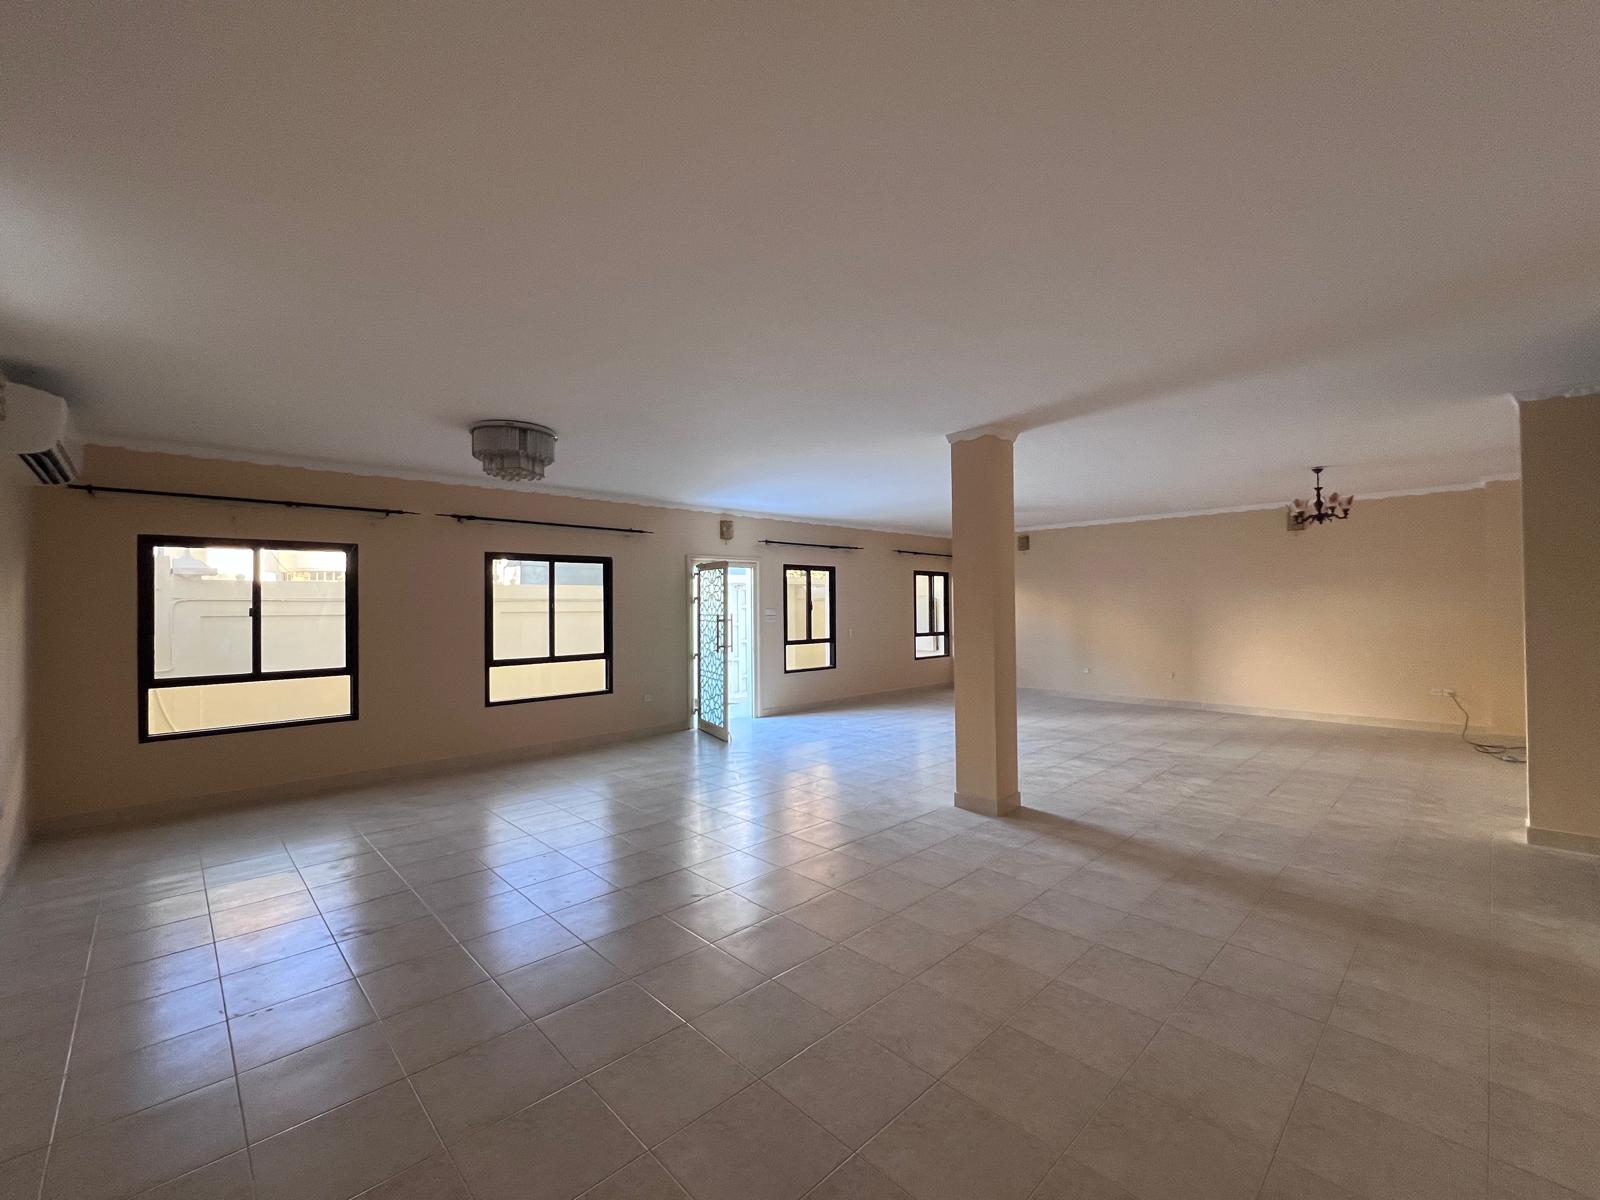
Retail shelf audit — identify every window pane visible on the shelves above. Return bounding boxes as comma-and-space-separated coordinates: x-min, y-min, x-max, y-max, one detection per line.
553, 561, 606, 656
914, 574, 931, 634
489, 659, 607, 702
150, 544, 254, 679
785, 570, 809, 640
491, 559, 550, 660
932, 574, 946, 634
786, 642, 832, 671
809, 569, 831, 639
148, 675, 350, 736
915, 635, 946, 659
259, 548, 347, 672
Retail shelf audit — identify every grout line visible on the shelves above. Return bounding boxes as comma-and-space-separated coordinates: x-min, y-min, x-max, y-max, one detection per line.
30, 896, 101, 1200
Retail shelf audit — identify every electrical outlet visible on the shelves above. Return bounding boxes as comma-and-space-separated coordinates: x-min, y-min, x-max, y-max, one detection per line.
1429, 687, 1456, 697
1082, 666, 1092, 675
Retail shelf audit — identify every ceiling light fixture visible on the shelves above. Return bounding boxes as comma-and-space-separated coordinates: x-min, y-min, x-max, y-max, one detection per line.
470, 420, 557, 482
1289, 466, 1354, 527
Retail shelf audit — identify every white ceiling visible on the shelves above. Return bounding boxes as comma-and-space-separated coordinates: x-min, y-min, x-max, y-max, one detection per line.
3, 2, 1599, 533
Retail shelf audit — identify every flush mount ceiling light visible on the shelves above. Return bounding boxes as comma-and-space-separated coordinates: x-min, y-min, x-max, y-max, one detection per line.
1289, 466, 1355, 527
470, 420, 557, 482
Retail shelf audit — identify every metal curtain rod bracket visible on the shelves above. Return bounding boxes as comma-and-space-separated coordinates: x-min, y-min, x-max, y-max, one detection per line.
68, 483, 416, 517
758, 538, 863, 551
437, 512, 653, 535
894, 549, 953, 558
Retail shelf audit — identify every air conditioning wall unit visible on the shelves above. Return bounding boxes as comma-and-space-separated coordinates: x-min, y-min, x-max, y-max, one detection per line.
0, 373, 82, 484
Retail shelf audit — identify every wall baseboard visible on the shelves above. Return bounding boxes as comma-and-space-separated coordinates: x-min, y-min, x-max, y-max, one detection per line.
1019, 687, 1524, 740
34, 718, 693, 837
1526, 826, 1600, 856
758, 682, 952, 718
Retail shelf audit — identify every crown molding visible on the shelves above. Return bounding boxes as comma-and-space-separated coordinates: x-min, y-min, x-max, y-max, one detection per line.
1018, 474, 1520, 532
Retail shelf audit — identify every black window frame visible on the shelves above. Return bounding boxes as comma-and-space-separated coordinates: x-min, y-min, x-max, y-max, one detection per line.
782, 563, 838, 673
485, 552, 614, 706
137, 534, 359, 743
913, 569, 951, 660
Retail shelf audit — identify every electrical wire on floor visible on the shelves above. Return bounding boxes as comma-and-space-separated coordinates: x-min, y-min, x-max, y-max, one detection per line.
1449, 691, 1527, 763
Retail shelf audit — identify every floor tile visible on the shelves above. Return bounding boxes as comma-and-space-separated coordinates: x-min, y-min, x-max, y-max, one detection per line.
970, 913, 1091, 976
590, 1027, 754, 1146
222, 943, 354, 1018
861, 1083, 1056, 1200
1099, 914, 1223, 977
636, 945, 764, 1019
1166, 980, 1324, 1073
499, 945, 626, 1018
769, 1027, 935, 1148
230, 978, 377, 1071
1307, 1025, 1487, 1151
250, 1079, 442, 1200
238, 1022, 404, 1141
718, 917, 833, 976
778, 946, 907, 1019
943, 1026, 1114, 1151
383, 978, 527, 1072
1201, 944, 1343, 1021
591, 916, 709, 977
804, 1158, 916, 1199
357, 943, 488, 1017
844, 916, 963, 976
410, 1024, 577, 1143
466, 914, 583, 976
56, 1022, 235, 1139
538, 982, 683, 1073
657, 1083, 848, 1200
353, 1152, 474, 1199
1007, 981, 1159, 1076
787, 892, 889, 941
849, 982, 997, 1076
914, 945, 1049, 1017
668, 892, 773, 941
1490, 1084, 1600, 1200
41, 1079, 245, 1200
1069, 1083, 1272, 1200
1277, 1084, 1488, 1200
1058, 945, 1195, 1020
578, 1154, 691, 1199
1123, 1025, 1302, 1148
695, 981, 838, 1074
453, 1082, 643, 1200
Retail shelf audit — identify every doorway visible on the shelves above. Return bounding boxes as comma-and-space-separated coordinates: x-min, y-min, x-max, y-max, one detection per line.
690, 557, 758, 736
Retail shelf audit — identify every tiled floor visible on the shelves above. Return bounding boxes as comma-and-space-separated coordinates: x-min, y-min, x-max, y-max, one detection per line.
2, 692, 1597, 1200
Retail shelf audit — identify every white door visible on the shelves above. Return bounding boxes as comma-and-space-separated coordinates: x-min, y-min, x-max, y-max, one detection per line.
695, 561, 731, 741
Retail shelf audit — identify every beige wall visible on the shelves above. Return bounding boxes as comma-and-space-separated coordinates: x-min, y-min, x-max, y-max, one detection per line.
1016, 483, 1525, 734
29, 447, 951, 827
1519, 393, 1600, 844
0, 466, 30, 887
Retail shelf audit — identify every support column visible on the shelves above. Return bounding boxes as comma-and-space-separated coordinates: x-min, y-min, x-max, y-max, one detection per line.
1518, 389, 1600, 852
949, 430, 1020, 815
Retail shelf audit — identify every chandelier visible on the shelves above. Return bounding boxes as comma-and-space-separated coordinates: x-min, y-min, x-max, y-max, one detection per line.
1289, 466, 1354, 527
470, 421, 557, 482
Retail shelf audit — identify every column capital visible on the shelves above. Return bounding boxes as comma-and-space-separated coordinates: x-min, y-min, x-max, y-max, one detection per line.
1513, 383, 1600, 405
947, 425, 1019, 445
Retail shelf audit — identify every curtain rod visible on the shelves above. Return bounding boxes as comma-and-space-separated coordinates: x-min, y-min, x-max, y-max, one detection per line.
758, 538, 863, 551
68, 483, 416, 517
438, 512, 652, 535
894, 549, 953, 558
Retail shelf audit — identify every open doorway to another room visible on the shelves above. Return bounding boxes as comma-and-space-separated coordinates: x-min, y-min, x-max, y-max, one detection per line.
690, 557, 758, 737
